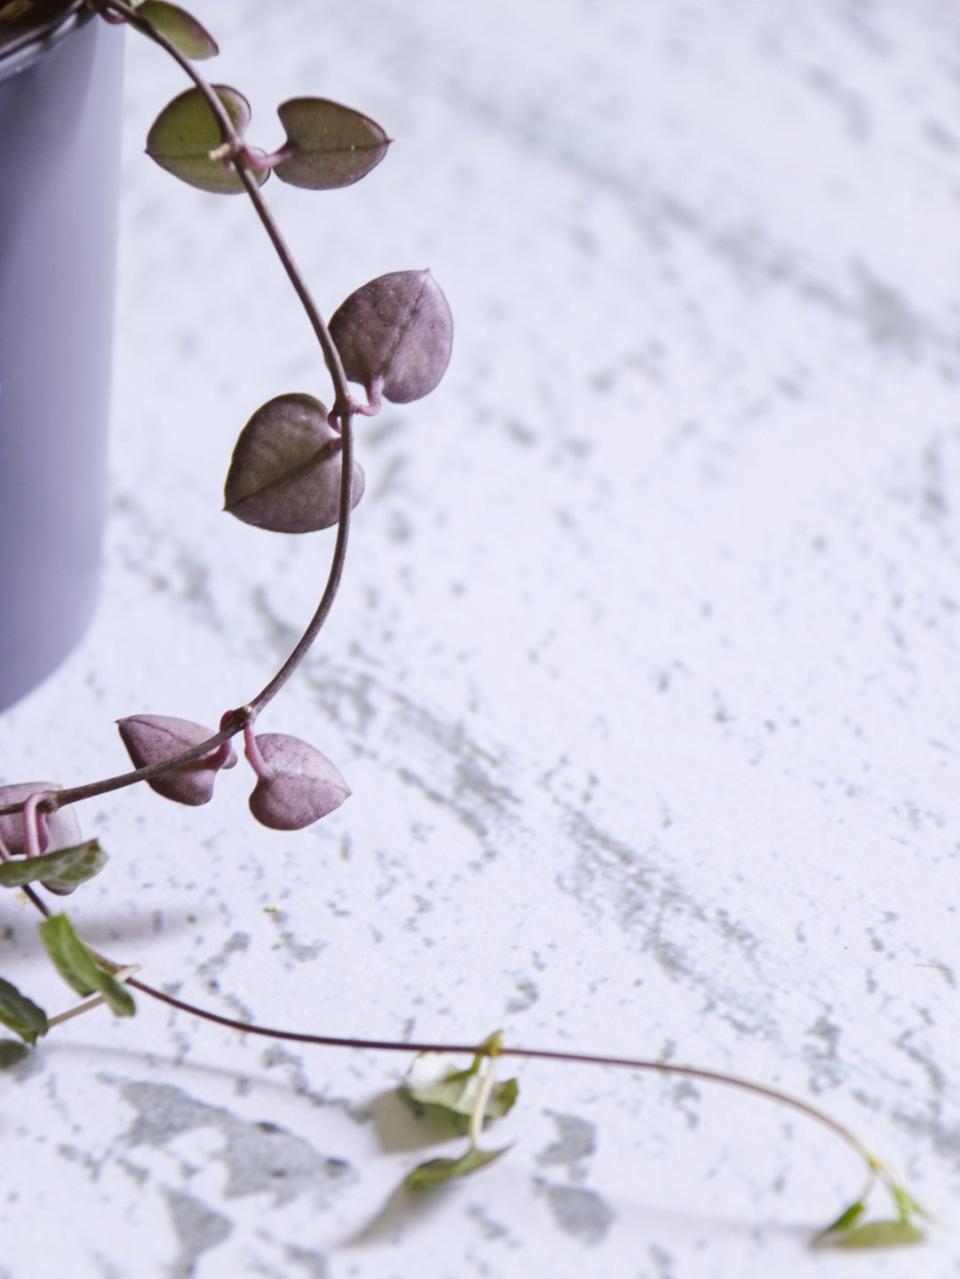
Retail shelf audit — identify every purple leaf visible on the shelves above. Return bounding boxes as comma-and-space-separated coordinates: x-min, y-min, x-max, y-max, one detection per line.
117, 715, 236, 807
247, 733, 350, 831
0, 782, 83, 896
224, 393, 365, 533
329, 270, 453, 405
0, 782, 80, 857
273, 98, 390, 190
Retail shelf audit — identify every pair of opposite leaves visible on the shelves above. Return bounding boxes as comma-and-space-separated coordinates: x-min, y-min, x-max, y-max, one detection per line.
142, 56, 453, 533
117, 715, 349, 830
0, 715, 347, 901
224, 270, 453, 533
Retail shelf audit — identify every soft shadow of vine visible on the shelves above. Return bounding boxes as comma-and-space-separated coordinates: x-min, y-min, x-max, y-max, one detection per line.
13, 1041, 825, 1254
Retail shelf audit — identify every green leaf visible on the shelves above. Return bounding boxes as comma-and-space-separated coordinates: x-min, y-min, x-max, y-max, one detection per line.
273, 98, 390, 190
0, 1, 34, 21
891, 1182, 928, 1221
812, 1197, 869, 1238
0, 1039, 29, 1068
831, 1218, 925, 1248
0, 976, 47, 1044
146, 85, 267, 194
137, 1, 218, 60
405, 1143, 509, 1191
39, 915, 135, 1017
0, 841, 107, 892
401, 1051, 519, 1131
813, 1198, 866, 1242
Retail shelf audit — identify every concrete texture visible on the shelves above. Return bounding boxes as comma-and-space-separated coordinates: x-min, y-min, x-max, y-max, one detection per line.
1, 1, 958, 1274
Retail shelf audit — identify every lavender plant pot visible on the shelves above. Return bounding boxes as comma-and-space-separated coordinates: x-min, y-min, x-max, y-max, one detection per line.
0, 5, 123, 711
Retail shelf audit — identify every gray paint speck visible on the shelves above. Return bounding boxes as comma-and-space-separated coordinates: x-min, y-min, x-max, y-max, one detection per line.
114, 1078, 355, 1208
535, 1178, 616, 1245
536, 1111, 596, 1183
164, 1188, 232, 1279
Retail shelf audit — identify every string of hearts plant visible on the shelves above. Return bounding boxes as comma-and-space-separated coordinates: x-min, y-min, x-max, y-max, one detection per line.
0, 0, 929, 1250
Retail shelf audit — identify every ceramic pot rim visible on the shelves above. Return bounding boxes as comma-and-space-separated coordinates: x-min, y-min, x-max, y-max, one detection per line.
0, 1, 88, 80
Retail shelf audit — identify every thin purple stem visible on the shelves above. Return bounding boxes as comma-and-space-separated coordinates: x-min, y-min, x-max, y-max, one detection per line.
206, 740, 236, 772
242, 723, 269, 779
102, 0, 359, 713
325, 384, 381, 431
22, 793, 46, 858
246, 417, 354, 714
21, 883, 50, 918
0, 724, 241, 816
364, 376, 384, 416
241, 144, 292, 172
125, 976, 871, 1169
230, 163, 355, 419
0, 0, 361, 819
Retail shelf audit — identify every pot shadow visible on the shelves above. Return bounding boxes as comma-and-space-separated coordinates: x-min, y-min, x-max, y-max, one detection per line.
11, 1041, 834, 1255
3, 901, 217, 958
340, 1172, 823, 1253
0, 1039, 292, 1140
9, 1040, 836, 1254
18, 1037, 354, 1118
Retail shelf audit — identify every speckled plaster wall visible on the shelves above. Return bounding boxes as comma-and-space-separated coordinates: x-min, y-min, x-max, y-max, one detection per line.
2, 2, 960, 1275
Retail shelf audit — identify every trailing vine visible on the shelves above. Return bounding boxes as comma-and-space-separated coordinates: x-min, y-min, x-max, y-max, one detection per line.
0, 0, 928, 1248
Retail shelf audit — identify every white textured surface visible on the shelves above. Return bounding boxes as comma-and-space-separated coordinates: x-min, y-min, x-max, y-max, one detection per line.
2, 1, 960, 1274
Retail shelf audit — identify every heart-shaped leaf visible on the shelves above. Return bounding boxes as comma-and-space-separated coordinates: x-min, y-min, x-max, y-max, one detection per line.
405, 1143, 509, 1191
117, 715, 236, 807
146, 85, 267, 194
0, 976, 47, 1045
39, 915, 135, 1017
402, 1052, 519, 1131
0, 783, 81, 857
273, 98, 390, 190
0, 841, 107, 893
248, 733, 350, 830
329, 270, 453, 405
137, 1, 218, 59
224, 393, 365, 533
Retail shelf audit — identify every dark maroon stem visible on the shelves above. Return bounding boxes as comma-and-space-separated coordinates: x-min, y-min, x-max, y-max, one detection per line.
247, 416, 354, 714
21, 884, 50, 918
126, 976, 870, 1166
